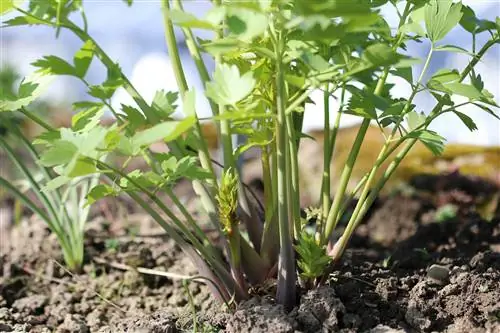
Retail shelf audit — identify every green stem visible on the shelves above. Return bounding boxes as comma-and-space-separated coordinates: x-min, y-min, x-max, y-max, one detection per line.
321, 85, 331, 219
0, 135, 59, 227
260, 143, 279, 265
274, 27, 297, 311
99, 161, 246, 299
0, 176, 75, 269
172, 0, 219, 118
19, 107, 53, 131
286, 115, 301, 238
161, 0, 217, 179
330, 36, 499, 261
322, 3, 413, 244
165, 187, 211, 244
327, 84, 346, 170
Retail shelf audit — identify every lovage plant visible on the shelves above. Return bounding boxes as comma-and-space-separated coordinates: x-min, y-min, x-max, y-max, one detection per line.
2, 0, 499, 310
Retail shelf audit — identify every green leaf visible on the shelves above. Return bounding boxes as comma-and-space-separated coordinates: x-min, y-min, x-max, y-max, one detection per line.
204, 6, 226, 26
0, 71, 54, 112
460, 5, 497, 34
453, 111, 477, 131
408, 129, 446, 155
64, 156, 96, 177
344, 13, 384, 33
293, 0, 372, 17
86, 184, 116, 205
362, 43, 401, 67
40, 140, 78, 166
226, 7, 268, 42
206, 64, 255, 106
399, 21, 426, 36
1, 0, 23, 14
427, 69, 460, 92
470, 73, 484, 92
89, 63, 124, 100
59, 126, 108, 157
122, 0, 133, 6
88, 85, 116, 100
72, 103, 104, 132
132, 117, 196, 148
200, 38, 240, 57
390, 67, 413, 84
430, 68, 460, 83
285, 74, 306, 89
409, 4, 426, 22
344, 85, 390, 120
161, 155, 177, 172
434, 44, 474, 57
295, 231, 331, 280
32, 55, 76, 76
443, 82, 482, 100
460, 5, 477, 33
151, 90, 178, 119
121, 104, 146, 130
73, 40, 95, 78
345, 92, 377, 120
117, 136, 139, 156
167, 9, 214, 29
2, 15, 47, 27
301, 52, 330, 72
424, 0, 463, 43
42, 175, 70, 192
32, 130, 61, 146
381, 101, 411, 117
406, 110, 427, 130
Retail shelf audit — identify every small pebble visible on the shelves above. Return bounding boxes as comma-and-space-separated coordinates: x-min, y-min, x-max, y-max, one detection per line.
427, 264, 450, 285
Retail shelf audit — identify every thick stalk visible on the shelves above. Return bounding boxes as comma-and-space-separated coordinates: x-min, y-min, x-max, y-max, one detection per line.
210, 0, 234, 169
274, 29, 297, 311
260, 143, 279, 265
285, 113, 301, 238
318, 85, 345, 237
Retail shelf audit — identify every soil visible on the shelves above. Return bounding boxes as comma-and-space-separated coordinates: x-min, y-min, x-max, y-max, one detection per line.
0, 172, 499, 333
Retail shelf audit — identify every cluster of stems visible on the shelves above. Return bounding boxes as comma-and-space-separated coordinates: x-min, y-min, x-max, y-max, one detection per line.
6, 0, 499, 312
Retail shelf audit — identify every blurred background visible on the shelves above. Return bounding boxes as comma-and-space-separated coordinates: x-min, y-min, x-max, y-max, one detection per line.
1, 0, 499, 145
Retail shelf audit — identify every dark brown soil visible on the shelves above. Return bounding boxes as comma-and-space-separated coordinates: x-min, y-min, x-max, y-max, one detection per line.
0, 173, 499, 333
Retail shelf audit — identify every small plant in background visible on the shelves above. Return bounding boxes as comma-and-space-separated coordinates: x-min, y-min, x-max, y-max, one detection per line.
435, 203, 458, 223
1, 0, 499, 310
105, 238, 120, 253
0, 112, 99, 272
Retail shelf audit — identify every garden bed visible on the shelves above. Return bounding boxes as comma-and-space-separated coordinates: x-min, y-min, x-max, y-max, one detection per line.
1, 172, 499, 333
